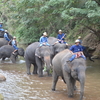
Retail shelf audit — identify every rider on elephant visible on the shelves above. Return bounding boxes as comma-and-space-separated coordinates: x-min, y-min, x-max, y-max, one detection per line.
0, 22, 4, 31
4, 30, 11, 44
12, 36, 18, 54
77, 36, 82, 44
56, 30, 68, 45
77, 36, 86, 50
39, 32, 50, 46
68, 39, 86, 62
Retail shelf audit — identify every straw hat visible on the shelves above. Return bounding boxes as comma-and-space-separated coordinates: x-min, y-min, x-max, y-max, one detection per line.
43, 32, 47, 36
75, 39, 80, 43
13, 36, 16, 39
78, 36, 81, 39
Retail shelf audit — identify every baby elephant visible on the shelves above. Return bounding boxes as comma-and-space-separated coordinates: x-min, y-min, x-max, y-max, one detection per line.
52, 49, 86, 100
0, 45, 24, 63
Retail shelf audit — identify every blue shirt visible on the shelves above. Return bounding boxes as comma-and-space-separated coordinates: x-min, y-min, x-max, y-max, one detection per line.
0, 24, 2, 28
57, 33, 66, 40
70, 45, 83, 53
12, 40, 17, 46
4, 33, 10, 41
39, 36, 48, 44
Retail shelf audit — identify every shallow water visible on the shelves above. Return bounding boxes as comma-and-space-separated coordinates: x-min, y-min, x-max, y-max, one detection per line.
0, 59, 100, 100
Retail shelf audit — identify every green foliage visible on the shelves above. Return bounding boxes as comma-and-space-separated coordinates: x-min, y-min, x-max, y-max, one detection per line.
0, 0, 100, 43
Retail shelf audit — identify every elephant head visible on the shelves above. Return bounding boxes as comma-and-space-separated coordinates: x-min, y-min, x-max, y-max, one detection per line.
17, 48, 24, 57
35, 46, 54, 76
10, 48, 24, 63
53, 43, 68, 54
64, 58, 86, 100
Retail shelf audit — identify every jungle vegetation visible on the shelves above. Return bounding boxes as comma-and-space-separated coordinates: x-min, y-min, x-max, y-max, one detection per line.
0, 0, 100, 44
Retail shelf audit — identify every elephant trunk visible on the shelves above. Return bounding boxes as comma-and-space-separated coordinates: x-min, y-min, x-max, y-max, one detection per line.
78, 71, 85, 100
44, 56, 52, 76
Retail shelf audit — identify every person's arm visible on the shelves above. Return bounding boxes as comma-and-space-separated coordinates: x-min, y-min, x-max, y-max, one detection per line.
46, 37, 48, 43
79, 46, 85, 56
69, 46, 74, 54
62, 33, 66, 39
57, 34, 61, 41
39, 37, 43, 44
4, 33, 10, 41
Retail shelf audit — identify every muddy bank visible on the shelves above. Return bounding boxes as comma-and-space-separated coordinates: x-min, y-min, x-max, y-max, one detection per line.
82, 33, 100, 58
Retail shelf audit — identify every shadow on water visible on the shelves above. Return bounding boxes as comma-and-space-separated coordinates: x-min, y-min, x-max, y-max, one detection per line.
0, 58, 100, 100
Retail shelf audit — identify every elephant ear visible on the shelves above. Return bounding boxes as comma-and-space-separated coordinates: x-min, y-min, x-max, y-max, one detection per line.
49, 46, 55, 56
18, 48, 24, 57
35, 48, 41, 58
63, 62, 71, 73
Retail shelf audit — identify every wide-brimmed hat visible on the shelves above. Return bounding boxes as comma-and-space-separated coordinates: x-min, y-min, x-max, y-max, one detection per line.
78, 36, 81, 39
5, 30, 8, 32
75, 39, 80, 43
58, 29, 62, 32
13, 36, 16, 39
43, 32, 47, 36
0, 22, 3, 24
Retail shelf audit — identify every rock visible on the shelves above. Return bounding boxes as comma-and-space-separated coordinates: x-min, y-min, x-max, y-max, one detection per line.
82, 33, 100, 58
82, 33, 99, 48
0, 74, 6, 81
91, 55, 100, 59
0, 94, 4, 100
92, 44, 100, 59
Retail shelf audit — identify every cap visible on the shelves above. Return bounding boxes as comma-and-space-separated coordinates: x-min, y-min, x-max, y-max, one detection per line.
58, 30, 62, 32
75, 39, 80, 43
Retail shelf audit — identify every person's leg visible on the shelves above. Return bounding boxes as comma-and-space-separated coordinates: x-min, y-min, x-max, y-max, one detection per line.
5, 37, 10, 42
81, 55, 86, 60
12, 45, 18, 54
40, 43, 43, 47
46, 42, 50, 46
69, 55, 76, 62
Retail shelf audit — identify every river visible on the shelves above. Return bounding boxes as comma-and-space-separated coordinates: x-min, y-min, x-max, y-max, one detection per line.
0, 58, 100, 100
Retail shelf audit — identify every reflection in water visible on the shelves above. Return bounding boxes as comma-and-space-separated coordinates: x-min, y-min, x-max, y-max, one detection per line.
0, 59, 100, 100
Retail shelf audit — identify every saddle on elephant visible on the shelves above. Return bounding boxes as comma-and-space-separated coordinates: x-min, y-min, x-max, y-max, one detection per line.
75, 52, 82, 58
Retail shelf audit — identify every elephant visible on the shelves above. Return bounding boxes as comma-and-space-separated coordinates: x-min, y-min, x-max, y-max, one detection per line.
0, 38, 8, 47
52, 49, 86, 100
83, 46, 94, 62
0, 35, 13, 47
0, 45, 24, 63
25, 42, 55, 77
35, 45, 54, 77
0, 31, 13, 39
25, 42, 39, 75
48, 37, 68, 54
0, 31, 5, 38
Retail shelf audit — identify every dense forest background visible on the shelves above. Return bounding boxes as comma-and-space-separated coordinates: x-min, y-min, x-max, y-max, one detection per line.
0, 0, 100, 44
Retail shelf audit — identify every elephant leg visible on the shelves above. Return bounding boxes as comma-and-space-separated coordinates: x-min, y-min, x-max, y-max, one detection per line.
32, 63, 38, 74
62, 76, 66, 84
35, 57, 43, 77
10, 54, 16, 63
52, 70, 59, 91
2, 57, 5, 61
70, 78, 76, 96
26, 60, 31, 75
63, 71, 73, 97
47, 70, 52, 77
